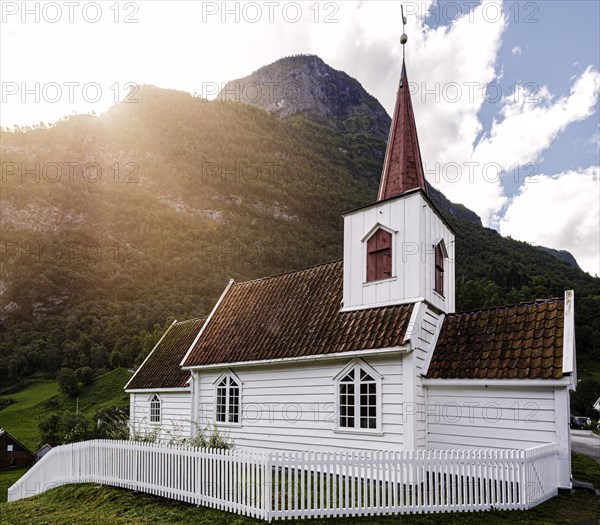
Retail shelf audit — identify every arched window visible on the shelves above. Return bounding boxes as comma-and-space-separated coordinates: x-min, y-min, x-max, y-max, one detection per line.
149, 394, 161, 423
215, 373, 241, 424
366, 228, 392, 282
336, 360, 381, 432
434, 241, 446, 296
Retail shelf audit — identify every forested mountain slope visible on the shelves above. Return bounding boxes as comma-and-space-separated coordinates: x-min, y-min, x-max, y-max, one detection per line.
1, 57, 598, 385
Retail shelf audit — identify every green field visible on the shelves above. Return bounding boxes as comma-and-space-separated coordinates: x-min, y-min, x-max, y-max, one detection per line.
1, 453, 598, 525
0, 369, 132, 450
0, 469, 28, 504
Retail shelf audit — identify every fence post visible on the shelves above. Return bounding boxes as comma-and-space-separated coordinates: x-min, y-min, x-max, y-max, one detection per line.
518, 449, 526, 510
263, 451, 272, 522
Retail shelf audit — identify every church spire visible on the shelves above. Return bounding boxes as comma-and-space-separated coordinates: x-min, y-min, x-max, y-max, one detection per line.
377, 17, 427, 201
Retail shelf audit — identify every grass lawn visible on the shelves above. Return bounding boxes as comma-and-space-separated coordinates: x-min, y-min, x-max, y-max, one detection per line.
1, 452, 598, 525
0, 484, 597, 525
0, 469, 29, 504
0, 369, 132, 450
0, 382, 59, 450
572, 452, 600, 488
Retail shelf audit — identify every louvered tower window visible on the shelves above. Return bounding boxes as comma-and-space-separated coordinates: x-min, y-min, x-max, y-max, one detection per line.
434, 242, 445, 296
366, 229, 392, 282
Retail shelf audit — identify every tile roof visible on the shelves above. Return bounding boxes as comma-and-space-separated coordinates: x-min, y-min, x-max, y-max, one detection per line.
126, 317, 205, 390
183, 261, 414, 367
425, 298, 565, 380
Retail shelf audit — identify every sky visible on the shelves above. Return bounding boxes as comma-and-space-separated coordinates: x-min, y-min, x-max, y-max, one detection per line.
1, 0, 599, 275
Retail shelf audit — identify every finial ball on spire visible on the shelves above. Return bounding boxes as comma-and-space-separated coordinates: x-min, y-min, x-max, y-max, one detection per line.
400, 33, 408, 45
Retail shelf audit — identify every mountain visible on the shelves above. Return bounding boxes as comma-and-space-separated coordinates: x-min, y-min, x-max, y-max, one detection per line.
218, 55, 390, 162
218, 55, 390, 136
1, 56, 598, 388
537, 247, 581, 270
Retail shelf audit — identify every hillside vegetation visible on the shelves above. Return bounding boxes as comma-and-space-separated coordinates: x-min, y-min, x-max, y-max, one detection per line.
1, 57, 598, 390
0, 369, 131, 449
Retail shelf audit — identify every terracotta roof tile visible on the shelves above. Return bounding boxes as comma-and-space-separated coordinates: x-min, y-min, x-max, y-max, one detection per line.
183, 261, 414, 367
126, 317, 205, 390
426, 298, 565, 380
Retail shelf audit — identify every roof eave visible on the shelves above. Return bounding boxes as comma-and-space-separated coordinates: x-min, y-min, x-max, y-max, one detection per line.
342, 188, 456, 234
422, 377, 572, 387
183, 345, 412, 371
126, 387, 191, 393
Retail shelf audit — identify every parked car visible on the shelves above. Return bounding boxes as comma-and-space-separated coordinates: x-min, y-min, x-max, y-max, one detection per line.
570, 416, 587, 429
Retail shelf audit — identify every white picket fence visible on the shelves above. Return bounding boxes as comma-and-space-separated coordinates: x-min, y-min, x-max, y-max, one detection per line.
7, 440, 559, 521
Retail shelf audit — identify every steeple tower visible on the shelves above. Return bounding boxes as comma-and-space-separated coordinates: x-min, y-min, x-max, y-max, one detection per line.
342, 16, 455, 315
377, 28, 427, 200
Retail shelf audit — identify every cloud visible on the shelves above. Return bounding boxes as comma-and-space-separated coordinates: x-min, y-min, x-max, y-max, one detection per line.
511, 46, 523, 56
499, 167, 600, 276
319, 2, 600, 229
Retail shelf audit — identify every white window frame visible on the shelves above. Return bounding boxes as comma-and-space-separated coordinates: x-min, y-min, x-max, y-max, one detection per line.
214, 370, 242, 427
149, 394, 161, 424
333, 358, 382, 434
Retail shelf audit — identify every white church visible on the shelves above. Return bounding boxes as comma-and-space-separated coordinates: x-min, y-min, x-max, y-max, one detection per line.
125, 55, 576, 490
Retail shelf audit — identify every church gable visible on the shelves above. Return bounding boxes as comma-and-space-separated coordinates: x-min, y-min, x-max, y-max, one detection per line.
125, 317, 205, 390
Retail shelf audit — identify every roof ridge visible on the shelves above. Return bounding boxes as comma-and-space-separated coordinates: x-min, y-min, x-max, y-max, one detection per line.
174, 316, 207, 326
234, 259, 343, 287
449, 297, 564, 317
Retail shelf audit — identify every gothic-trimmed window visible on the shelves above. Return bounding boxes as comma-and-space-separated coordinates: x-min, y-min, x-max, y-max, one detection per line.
434, 242, 445, 296
336, 360, 381, 432
149, 394, 161, 423
366, 228, 392, 282
215, 373, 241, 424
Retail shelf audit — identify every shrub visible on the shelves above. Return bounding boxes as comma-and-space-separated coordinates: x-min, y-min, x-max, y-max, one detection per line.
56, 368, 80, 398
187, 423, 234, 450
38, 411, 92, 445
75, 366, 95, 386
95, 407, 130, 440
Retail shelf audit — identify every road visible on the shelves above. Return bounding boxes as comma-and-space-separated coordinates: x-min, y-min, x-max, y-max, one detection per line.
571, 429, 600, 463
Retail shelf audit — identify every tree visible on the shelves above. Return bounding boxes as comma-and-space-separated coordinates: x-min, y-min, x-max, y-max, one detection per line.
38, 414, 61, 446
75, 366, 94, 386
56, 368, 80, 397
61, 412, 91, 444
38, 411, 91, 446
109, 350, 123, 369
571, 379, 600, 419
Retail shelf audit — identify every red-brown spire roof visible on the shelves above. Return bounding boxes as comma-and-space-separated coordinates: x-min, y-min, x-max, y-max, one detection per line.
378, 60, 427, 200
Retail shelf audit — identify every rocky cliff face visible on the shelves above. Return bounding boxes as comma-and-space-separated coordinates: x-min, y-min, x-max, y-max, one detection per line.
537, 247, 581, 270
218, 55, 391, 140
219, 55, 583, 270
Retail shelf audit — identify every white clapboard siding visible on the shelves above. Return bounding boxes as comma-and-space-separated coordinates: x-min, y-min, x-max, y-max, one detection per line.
413, 307, 441, 448
130, 391, 192, 439
8, 440, 560, 521
425, 385, 558, 450
343, 191, 455, 313
195, 355, 407, 452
